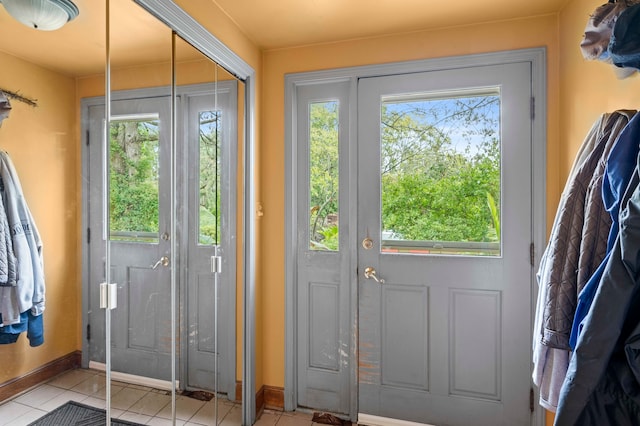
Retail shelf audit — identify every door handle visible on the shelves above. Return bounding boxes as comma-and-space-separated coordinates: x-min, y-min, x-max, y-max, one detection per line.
364, 266, 385, 284
151, 256, 170, 269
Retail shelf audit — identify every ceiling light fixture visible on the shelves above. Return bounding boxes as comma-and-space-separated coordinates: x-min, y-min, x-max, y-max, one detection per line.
0, 0, 79, 31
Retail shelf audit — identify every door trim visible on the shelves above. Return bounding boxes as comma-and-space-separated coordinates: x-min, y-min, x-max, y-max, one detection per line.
284, 48, 547, 425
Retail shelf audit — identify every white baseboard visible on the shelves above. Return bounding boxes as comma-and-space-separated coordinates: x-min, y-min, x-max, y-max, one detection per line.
357, 414, 437, 426
88, 361, 178, 391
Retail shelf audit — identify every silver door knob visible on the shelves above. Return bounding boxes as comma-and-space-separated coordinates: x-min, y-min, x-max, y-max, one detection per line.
151, 256, 170, 269
364, 266, 385, 284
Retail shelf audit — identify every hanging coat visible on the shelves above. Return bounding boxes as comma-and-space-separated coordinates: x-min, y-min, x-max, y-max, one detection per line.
533, 111, 634, 411
0, 185, 17, 287
570, 112, 640, 349
555, 161, 640, 424
0, 151, 45, 327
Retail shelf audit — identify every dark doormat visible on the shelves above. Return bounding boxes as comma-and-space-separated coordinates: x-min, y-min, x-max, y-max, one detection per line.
28, 401, 145, 426
312, 412, 352, 425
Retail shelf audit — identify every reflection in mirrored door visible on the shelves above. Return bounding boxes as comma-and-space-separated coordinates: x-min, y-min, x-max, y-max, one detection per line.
175, 34, 241, 425
86, 2, 244, 423
87, 0, 175, 422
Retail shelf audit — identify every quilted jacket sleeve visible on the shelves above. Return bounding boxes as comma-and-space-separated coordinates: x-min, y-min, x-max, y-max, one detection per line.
540, 113, 623, 350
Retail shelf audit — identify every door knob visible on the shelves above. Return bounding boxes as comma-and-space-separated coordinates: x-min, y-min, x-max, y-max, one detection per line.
364, 266, 385, 284
362, 237, 374, 250
151, 256, 170, 269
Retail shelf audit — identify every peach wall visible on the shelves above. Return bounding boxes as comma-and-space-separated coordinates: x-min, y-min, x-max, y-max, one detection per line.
77, 60, 228, 97
261, 15, 561, 389
174, 0, 261, 71
560, 0, 640, 178
0, 51, 79, 383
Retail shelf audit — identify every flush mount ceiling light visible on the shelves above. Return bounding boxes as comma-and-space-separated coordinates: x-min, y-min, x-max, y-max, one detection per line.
0, 0, 79, 31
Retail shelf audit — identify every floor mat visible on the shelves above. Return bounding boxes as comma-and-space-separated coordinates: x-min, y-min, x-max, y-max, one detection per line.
28, 401, 144, 426
312, 412, 352, 425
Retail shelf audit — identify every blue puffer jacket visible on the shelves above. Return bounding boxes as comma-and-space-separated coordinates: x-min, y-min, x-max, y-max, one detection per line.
555, 156, 640, 424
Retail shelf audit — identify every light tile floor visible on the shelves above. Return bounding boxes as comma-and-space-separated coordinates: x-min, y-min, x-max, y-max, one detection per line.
0, 369, 324, 426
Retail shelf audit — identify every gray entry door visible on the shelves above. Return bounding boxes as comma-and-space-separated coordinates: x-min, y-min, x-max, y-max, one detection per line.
357, 62, 533, 425
183, 86, 237, 398
295, 81, 351, 414
86, 87, 236, 393
87, 96, 174, 380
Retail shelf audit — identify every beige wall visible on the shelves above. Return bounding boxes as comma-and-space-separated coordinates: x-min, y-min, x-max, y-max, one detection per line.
0, 51, 79, 383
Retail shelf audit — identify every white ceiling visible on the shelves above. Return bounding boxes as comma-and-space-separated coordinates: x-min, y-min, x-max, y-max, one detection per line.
0, 0, 571, 77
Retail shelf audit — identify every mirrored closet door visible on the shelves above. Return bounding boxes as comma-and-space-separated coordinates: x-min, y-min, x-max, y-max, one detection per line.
83, 0, 248, 424
0, 0, 252, 423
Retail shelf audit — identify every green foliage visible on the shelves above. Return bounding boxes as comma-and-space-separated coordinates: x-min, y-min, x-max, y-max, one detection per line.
306, 95, 501, 249
108, 110, 222, 245
380, 96, 501, 243
199, 205, 217, 245
486, 192, 500, 240
109, 120, 159, 236
309, 101, 340, 250
318, 225, 339, 250
198, 110, 221, 245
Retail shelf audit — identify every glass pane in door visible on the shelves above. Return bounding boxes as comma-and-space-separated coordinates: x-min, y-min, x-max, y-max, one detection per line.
380, 90, 501, 256
109, 116, 160, 243
198, 110, 221, 246
309, 101, 340, 251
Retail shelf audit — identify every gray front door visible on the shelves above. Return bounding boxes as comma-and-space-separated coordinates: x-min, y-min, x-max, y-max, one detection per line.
87, 96, 174, 380
295, 81, 352, 414
357, 62, 533, 425
182, 85, 237, 398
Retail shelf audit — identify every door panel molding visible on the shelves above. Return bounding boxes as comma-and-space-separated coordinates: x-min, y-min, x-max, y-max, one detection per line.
285, 48, 546, 425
